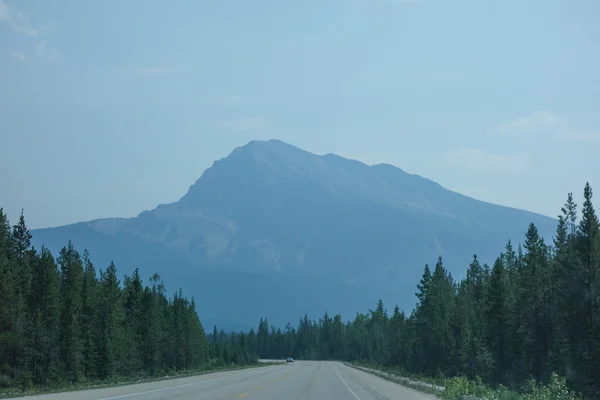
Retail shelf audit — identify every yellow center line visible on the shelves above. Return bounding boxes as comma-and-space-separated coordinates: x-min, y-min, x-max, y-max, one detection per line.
256, 384, 264, 389
237, 393, 248, 399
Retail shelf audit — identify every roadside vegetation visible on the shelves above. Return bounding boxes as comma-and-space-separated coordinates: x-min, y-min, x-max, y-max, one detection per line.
347, 363, 580, 400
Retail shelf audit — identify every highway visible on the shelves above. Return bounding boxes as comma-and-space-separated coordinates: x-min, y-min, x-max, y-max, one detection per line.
23, 361, 435, 400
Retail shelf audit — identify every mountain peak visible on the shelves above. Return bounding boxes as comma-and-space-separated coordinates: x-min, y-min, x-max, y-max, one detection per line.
178, 139, 442, 212
236, 139, 309, 157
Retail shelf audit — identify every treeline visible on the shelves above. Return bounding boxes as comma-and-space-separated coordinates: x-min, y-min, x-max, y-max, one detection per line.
251, 183, 600, 398
0, 210, 255, 390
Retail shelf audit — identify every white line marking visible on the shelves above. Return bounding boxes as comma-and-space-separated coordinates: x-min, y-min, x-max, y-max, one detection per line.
98, 369, 260, 399
333, 365, 362, 400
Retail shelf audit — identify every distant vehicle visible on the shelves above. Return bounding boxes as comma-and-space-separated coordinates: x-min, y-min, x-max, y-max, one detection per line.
286, 357, 294, 363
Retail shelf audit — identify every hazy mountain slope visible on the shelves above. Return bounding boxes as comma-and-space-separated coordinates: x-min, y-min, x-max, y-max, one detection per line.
31, 139, 557, 328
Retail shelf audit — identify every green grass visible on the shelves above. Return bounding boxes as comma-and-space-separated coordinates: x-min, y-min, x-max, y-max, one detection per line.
0, 361, 279, 399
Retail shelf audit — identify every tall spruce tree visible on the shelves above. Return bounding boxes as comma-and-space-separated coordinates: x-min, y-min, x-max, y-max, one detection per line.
97, 262, 124, 380
486, 255, 509, 383
575, 182, 600, 391
28, 247, 60, 385
0, 209, 15, 382
11, 210, 33, 386
57, 241, 84, 382
80, 250, 98, 380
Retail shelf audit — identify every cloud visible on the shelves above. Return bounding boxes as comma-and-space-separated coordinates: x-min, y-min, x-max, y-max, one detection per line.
0, 0, 38, 36
495, 111, 563, 135
220, 116, 269, 132
444, 147, 533, 174
137, 67, 191, 76
494, 111, 600, 144
1, 1, 59, 64
10, 50, 26, 62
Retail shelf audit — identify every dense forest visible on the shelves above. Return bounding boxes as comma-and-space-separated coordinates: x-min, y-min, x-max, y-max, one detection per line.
250, 183, 600, 398
0, 211, 256, 390
1, 182, 599, 397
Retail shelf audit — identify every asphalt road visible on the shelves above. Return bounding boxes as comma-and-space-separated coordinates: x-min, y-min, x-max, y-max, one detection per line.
24, 361, 435, 400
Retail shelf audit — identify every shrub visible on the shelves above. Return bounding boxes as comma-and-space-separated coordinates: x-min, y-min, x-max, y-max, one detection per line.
0, 375, 12, 389
523, 373, 578, 400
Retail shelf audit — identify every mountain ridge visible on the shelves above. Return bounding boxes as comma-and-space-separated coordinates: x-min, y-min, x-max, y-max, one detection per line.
38, 139, 552, 230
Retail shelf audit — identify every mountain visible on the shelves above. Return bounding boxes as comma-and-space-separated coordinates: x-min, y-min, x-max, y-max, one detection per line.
31, 139, 557, 329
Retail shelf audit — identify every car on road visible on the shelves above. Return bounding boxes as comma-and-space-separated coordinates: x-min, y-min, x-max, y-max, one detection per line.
286, 357, 294, 363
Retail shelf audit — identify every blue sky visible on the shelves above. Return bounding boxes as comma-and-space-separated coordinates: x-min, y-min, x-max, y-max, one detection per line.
1, 0, 598, 229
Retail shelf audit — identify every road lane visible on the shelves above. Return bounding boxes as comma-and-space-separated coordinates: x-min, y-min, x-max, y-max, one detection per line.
22, 361, 436, 399
333, 362, 437, 400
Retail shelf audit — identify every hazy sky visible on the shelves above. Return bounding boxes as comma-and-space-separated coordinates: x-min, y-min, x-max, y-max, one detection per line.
1, 0, 598, 229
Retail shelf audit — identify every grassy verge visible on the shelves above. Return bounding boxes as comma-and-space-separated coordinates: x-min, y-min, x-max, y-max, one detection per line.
344, 362, 582, 400
344, 362, 444, 396
0, 361, 281, 399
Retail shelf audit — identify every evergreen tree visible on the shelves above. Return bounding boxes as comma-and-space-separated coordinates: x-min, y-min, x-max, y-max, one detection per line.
12, 210, 33, 299
486, 256, 509, 383
80, 250, 99, 380
11, 210, 34, 386
97, 262, 124, 380
575, 182, 600, 390
57, 241, 84, 382
0, 209, 15, 384
123, 268, 144, 374
27, 247, 60, 385
518, 223, 552, 381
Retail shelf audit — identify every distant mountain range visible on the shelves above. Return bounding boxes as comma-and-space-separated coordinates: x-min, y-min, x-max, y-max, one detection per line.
32, 139, 557, 331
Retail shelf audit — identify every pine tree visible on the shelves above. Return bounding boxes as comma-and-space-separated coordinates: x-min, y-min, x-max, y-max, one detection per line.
186, 297, 207, 367
28, 247, 60, 385
453, 255, 490, 379
97, 262, 124, 380
80, 250, 98, 380
171, 289, 187, 371
368, 299, 388, 365
141, 273, 162, 375
563, 192, 578, 237
575, 182, 600, 390
12, 210, 33, 298
123, 268, 144, 374
11, 210, 34, 387
416, 264, 432, 305
389, 305, 406, 368
257, 318, 269, 358
518, 223, 552, 382
0, 209, 15, 383
58, 241, 84, 382
413, 264, 433, 373
486, 256, 509, 383
429, 258, 456, 376
331, 315, 344, 361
